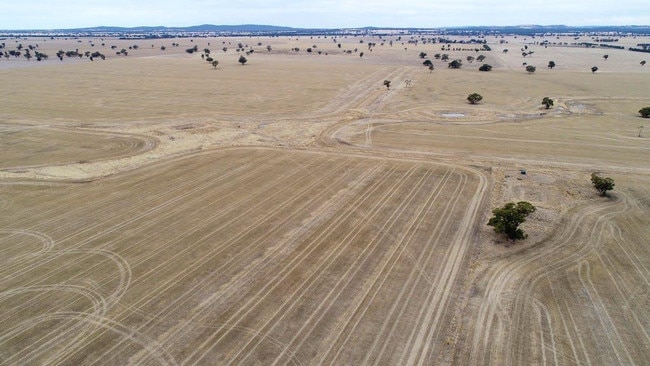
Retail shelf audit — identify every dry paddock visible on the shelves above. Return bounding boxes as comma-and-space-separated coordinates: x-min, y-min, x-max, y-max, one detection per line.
1, 33, 649, 365
0, 148, 486, 365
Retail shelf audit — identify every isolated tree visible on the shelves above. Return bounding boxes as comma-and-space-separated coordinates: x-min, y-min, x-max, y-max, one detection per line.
641, 60, 646, 66
603, 54, 608, 61
383, 80, 391, 90
503, 49, 509, 53
434, 53, 441, 59
548, 61, 556, 69
222, 47, 227, 52
591, 173, 615, 196
448, 59, 462, 69
467, 93, 483, 104
422, 59, 433, 67
526, 65, 536, 73
359, 52, 364, 58
267, 45, 272, 52
238, 55, 247, 65
441, 53, 449, 61
639, 107, 650, 118
211, 60, 219, 69
205, 56, 213, 62
487, 201, 536, 241
478, 64, 492, 72
591, 66, 598, 73
428, 65, 434, 73
542, 97, 554, 109
477, 54, 486, 62
419, 51, 427, 59
466, 55, 475, 63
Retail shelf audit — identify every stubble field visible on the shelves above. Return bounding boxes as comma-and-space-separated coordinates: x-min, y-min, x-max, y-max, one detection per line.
1, 32, 649, 365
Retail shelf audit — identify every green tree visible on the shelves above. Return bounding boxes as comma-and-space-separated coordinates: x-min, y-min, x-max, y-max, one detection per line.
477, 54, 486, 62
422, 59, 433, 67
467, 93, 483, 104
419, 51, 427, 59
639, 107, 650, 118
478, 64, 492, 72
542, 97, 554, 109
591, 66, 598, 73
526, 65, 536, 73
238, 55, 247, 65
466, 55, 475, 63
487, 201, 536, 241
383, 80, 391, 90
603, 54, 609, 61
641, 61, 646, 66
448, 59, 462, 69
211, 60, 219, 69
591, 173, 615, 196
548, 61, 556, 69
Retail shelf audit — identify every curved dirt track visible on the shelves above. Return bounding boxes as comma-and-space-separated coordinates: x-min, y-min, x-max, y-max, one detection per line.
0, 125, 157, 170
456, 182, 650, 365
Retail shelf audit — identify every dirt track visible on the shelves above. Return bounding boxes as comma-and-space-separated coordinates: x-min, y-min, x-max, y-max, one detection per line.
1, 34, 649, 365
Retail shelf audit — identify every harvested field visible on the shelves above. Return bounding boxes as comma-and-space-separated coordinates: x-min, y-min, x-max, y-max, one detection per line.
1, 33, 649, 365
458, 173, 650, 365
0, 125, 156, 170
0, 148, 486, 365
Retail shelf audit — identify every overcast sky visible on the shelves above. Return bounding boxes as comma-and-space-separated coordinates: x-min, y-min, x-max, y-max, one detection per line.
1, 0, 648, 30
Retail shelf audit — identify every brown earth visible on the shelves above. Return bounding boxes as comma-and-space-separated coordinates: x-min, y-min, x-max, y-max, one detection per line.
0, 34, 648, 365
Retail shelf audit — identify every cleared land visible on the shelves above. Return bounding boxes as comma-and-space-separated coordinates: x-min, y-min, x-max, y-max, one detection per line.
0, 33, 649, 365
0, 149, 486, 364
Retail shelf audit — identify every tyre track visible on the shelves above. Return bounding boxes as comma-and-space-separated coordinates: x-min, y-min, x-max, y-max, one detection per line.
466, 193, 631, 365
43, 155, 336, 365
97, 157, 366, 365
247, 166, 441, 366
181, 164, 407, 365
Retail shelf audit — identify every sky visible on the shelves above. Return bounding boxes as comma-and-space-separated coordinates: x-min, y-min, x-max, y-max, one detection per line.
1, 0, 649, 30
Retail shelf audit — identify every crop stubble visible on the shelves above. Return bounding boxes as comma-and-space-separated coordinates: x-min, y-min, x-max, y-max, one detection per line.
0, 149, 486, 365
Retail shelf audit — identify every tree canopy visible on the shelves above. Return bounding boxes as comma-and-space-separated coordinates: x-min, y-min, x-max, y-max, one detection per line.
487, 201, 536, 241
526, 65, 536, 73
448, 59, 462, 69
639, 107, 650, 118
591, 66, 598, 73
542, 97, 554, 109
548, 61, 556, 69
591, 173, 615, 196
467, 93, 483, 104
478, 64, 492, 72
238, 55, 247, 65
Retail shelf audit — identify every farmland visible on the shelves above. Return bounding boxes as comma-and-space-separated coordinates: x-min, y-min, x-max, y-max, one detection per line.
1, 31, 649, 365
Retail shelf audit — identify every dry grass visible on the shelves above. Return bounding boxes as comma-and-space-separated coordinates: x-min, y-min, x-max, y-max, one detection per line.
0, 34, 649, 365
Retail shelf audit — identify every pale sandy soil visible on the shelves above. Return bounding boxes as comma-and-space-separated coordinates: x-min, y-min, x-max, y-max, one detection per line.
0, 34, 648, 365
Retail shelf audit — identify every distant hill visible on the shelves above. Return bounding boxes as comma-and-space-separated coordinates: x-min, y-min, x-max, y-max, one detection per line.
42, 24, 299, 33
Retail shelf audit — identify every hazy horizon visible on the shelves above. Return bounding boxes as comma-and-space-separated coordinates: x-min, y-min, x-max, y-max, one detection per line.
1, 0, 648, 31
